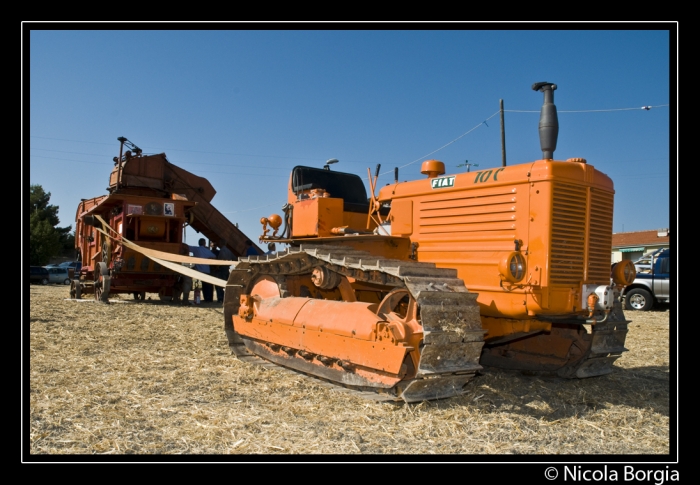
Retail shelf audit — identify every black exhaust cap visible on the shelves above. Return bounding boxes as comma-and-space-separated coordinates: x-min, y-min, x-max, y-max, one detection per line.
532, 82, 558, 159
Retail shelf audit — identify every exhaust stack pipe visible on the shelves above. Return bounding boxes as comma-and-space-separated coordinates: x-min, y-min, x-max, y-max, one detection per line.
532, 82, 558, 160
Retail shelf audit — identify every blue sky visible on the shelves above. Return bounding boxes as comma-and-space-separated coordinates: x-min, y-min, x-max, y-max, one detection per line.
26, 26, 675, 247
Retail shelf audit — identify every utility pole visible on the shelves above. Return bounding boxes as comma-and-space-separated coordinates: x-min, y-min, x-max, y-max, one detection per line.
500, 99, 506, 167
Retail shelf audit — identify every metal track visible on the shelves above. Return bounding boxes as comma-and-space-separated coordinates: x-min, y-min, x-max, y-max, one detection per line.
556, 301, 629, 378
479, 303, 629, 379
223, 244, 485, 403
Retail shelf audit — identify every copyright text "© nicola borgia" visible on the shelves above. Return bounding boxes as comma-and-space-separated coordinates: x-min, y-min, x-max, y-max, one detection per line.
543, 466, 679, 485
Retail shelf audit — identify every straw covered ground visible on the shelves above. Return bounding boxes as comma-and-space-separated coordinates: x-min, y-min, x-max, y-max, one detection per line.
27, 284, 673, 457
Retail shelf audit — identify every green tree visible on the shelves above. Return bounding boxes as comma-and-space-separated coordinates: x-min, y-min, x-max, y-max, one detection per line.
29, 185, 73, 265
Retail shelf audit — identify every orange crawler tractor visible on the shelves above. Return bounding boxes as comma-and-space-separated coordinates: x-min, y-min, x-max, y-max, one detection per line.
71, 137, 260, 302
223, 82, 637, 402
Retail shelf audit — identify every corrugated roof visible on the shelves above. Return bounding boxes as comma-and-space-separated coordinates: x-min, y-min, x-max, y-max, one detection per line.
612, 230, 670, 248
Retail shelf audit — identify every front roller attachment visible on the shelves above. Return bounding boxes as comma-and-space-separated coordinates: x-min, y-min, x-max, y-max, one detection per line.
222, 245, 485, 402
233, 292, 484, 402
236, 296, 415, 389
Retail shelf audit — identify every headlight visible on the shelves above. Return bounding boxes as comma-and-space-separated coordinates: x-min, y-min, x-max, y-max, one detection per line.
611, 260, 636, 286
499, 251, 526, 283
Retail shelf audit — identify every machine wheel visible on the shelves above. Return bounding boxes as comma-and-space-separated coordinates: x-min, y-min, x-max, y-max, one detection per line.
70, 279, 82, 299
625, 288, 653, 311
158, 288, 173, 302
94, 262, 111, 303
41, 277, 49, 285
376, 289, 418, 332
133, 291, 146, 301
63, 278, 71, 285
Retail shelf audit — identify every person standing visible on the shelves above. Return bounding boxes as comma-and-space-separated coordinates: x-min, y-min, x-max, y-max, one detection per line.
185, 238, 216, 303
214, 239, 235, 303
175, 243, 193, 305
245, 240, 258, 257
209, 241, 224, 303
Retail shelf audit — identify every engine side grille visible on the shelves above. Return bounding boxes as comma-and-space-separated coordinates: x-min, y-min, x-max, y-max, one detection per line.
550, 183, 587, 284
550, 182, 614, 285
417, 188, 517, 235
587, 188, 614, 282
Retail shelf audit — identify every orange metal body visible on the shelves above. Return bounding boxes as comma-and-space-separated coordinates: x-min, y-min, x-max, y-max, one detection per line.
260, 157, 616, 344
291, 197, 345, 237
237, 297, 410, 385
377, 158, 615, 321
234, 273, 426, 387
230, 84, 628, 398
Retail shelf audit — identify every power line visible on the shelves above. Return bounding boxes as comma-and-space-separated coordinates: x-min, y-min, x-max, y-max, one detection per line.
28, 154, 289, 177
379, 103, 669, 178
28, 152, 299, 172
615, 173, 669, 180
29, 135, 337, 164
505, 104, 669, 113
220, 202, 282, 214
28, 136, 113, 146
30, 136, 374, 169
31, 101, 670, 180
380, 111, 501, 176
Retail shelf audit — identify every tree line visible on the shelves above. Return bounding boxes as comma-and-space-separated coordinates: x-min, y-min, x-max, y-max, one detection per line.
29, 184, 75, 266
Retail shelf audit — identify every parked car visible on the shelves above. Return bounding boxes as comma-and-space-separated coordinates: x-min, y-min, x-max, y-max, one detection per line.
632, 252, 655, 273
29, 266, 50, 285
45, 266, 71, 285
58, 261, 82, 270
622, 248, 670, 311
58, 261, 82, 277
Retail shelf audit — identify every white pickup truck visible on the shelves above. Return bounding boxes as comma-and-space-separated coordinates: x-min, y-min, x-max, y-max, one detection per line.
622, 248, 670, 311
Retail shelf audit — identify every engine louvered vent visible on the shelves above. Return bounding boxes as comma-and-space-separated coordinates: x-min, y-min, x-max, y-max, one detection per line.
550, 183, 587, 284
418, 188, 516, 235
550, 182, 615, 285
587, 188, 614, 282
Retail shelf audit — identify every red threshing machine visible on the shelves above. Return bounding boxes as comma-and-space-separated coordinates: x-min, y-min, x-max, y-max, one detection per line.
70, 137, 261, 302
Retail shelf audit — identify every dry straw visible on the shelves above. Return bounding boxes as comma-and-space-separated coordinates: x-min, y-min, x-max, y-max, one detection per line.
28, 285, 672, 456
